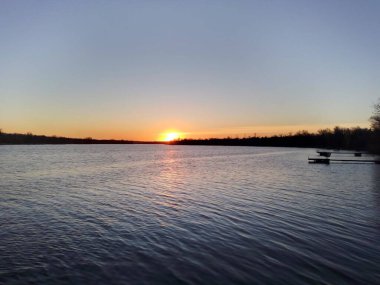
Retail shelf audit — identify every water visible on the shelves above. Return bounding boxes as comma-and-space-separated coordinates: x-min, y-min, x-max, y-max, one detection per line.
0, 145, 379, 284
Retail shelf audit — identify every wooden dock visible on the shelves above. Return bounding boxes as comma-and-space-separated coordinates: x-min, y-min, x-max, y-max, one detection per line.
309, 157, 380, 164
309, 150, 379, 164
316, 150, 363, 157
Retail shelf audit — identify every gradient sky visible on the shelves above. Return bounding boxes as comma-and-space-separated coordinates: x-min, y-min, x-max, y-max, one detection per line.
1, 0, 379, 140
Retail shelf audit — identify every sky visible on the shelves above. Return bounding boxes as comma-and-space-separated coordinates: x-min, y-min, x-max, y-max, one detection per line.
1, 0, 379, 141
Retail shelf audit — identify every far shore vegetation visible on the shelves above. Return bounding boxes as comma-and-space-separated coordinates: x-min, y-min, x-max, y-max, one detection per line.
173, 101, 380, 154
171, 127, 378, 152
1, 101, 379, 153
0, 126, 378, 153
0, 132, 157, 145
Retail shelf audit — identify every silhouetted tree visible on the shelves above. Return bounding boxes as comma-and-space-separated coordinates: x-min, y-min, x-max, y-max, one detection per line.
370, 100, 380, 131
369, 100, 380, 153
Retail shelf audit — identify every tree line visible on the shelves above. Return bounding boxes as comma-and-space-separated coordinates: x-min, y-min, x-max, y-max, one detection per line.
171, 126, 377, 152
1, 126, 376, 151
0, 131, 145, 145
172, 100, 380, 153
1, 100, 379, 153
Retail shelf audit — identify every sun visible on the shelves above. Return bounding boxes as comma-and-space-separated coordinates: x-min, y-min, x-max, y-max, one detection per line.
158, 130, 185, 142
163, 132, 181, 142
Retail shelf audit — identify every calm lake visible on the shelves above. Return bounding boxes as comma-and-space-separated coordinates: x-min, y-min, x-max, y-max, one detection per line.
1, 145, 379, 284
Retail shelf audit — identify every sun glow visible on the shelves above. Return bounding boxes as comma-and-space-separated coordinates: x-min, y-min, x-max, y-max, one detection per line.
160, 132, 182, 142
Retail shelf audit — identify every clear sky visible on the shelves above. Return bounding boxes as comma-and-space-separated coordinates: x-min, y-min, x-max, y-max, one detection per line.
1, 0, 379, 141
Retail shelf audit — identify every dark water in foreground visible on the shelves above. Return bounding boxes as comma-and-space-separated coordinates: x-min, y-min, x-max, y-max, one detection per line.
0, 145, 379, 284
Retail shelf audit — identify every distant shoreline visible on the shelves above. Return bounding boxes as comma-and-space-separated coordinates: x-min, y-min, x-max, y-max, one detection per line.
1, 127, 378, 153
0, 132, 158, 145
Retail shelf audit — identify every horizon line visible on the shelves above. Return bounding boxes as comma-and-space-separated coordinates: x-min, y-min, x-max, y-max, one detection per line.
0, 124, 373, 143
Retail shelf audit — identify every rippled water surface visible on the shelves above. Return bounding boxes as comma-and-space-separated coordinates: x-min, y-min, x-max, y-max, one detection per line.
1, 145, 379, 284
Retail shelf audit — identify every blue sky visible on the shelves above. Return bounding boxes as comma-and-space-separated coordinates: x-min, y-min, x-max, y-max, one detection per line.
1, 0, 379, 140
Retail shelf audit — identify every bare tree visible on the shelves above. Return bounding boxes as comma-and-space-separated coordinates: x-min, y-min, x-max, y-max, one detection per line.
370, 100, 380, 131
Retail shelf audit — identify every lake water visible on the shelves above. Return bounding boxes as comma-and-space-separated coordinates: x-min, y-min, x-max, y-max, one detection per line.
0, 145, 379, 284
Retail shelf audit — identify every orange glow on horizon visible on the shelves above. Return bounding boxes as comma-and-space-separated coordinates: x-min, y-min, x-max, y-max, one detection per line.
2, 121, 370, 142
159, 131, 183, 142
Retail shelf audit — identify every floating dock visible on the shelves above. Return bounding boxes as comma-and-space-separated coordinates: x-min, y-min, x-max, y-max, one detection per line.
309, 150, 379, 164
309, 157, 380, 164
316, 150, 363, 157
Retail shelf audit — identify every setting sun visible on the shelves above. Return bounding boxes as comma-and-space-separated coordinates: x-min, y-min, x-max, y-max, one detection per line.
160, 132, 182, 142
